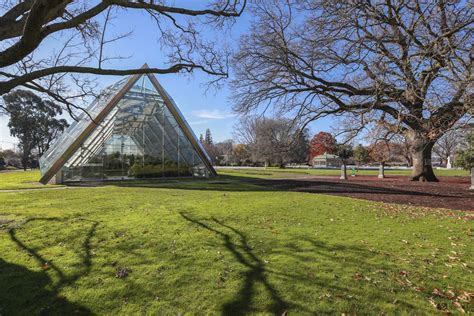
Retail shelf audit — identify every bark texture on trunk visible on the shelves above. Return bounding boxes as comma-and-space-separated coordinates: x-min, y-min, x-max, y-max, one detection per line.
409, 134, 438, 182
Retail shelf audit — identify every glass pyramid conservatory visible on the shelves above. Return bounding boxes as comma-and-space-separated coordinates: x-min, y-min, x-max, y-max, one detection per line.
39, 66, 216, 184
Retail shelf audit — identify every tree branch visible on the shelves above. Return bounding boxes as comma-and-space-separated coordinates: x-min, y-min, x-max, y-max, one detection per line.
0, 64, 227, 95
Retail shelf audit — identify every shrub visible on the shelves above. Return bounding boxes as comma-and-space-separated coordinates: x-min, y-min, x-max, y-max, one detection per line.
129, 163, 192, 178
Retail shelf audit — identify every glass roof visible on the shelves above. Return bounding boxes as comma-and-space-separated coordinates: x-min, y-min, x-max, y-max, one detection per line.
39, 73, 216, 182
39, 78, 129, 175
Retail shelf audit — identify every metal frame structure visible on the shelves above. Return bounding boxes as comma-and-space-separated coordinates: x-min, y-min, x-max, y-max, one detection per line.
39, 64, 216, 184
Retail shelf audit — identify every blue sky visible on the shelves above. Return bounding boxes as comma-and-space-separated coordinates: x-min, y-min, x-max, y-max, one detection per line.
0, 3, 334, 150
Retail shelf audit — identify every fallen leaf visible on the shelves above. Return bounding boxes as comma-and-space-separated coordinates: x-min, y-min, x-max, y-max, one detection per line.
453, 302, 465, 313
428, 297, 437, 308
432, 288, 444, 297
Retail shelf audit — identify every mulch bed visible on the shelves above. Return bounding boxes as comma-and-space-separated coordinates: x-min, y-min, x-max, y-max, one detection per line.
255, 176, 474, 211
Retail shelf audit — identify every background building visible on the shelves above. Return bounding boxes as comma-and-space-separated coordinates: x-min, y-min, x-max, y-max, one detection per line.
311, 153, 342, 167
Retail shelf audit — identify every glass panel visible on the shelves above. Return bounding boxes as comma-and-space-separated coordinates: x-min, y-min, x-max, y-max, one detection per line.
39, 78, 129, 175
47, 74, 210, 182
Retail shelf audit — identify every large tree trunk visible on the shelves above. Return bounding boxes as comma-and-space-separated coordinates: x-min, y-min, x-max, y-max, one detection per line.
409, 133, 438, 182
378, 162, 385, 179
340, 163, 347, 179
470, 167, 474, 190
21, 154, 28, 171
21, 143, 29, 171
278, 158, 285, 168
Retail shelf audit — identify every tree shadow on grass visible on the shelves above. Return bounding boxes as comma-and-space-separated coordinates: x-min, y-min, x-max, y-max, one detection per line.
0, 258, 91, 315
179, 213, 421, 314
64, 175, 272, 192
81, 173, 472, 211
65, 174, 466, 199
180, 212, 288, 315
1, 217, 97, 315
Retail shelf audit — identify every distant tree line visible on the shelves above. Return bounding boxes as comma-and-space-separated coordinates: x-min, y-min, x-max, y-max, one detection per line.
0, 149, 22, 170
0, 90, 471, 175
198, 121, 473, 175
198, 117, 309, 167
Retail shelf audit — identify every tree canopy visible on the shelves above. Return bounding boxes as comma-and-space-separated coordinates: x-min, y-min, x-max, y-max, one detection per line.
309, 132, 336, 160
369, 141, 393, 165
232, 0, 473, 181
0, 0, 246, 116
235, 116, 308, 167
335, 144, 353, 165
455, 129, 474, 170
353, 144, 369, 166
3, 89, 68, 169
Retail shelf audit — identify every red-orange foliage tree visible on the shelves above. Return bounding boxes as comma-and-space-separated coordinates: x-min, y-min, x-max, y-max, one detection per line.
309, 132, 336, 160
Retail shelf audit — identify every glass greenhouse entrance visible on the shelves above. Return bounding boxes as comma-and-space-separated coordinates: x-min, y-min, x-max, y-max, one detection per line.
39, 66, 216, 184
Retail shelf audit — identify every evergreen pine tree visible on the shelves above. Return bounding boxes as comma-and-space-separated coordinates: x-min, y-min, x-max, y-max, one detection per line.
205, 128, 213, 145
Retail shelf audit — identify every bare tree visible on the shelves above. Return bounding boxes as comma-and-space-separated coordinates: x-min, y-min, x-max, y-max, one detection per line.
391, 133, 413, 167
214, 140, 234, 165
433, 128, 462, 165
235, 116, 308, 167
231, 0, 473, 181
0, 0, 246, 116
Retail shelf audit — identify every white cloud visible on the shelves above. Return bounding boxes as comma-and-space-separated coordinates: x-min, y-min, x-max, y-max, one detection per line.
193, 109, 236, 120
189, 120, 209, 125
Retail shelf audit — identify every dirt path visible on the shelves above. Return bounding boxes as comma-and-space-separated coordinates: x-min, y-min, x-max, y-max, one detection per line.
3, 175, 472, 211
254, 176, 474, 211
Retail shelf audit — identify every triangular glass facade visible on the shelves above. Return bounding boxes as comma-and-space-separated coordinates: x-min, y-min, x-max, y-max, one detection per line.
39, 72, 215, 183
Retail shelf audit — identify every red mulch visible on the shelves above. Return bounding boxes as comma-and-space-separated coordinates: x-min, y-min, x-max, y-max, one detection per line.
257, 176, 474, 211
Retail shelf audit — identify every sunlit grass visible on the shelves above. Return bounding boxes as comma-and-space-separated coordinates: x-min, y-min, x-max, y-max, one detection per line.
217, 167, 470, 179
0, 171, 472, 314
0, 166, 468, 190
0, 170, 51, 190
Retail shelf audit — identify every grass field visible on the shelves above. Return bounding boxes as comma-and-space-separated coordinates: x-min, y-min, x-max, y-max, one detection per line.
0, 167, 469, 190
217, 167, 470, 179
0, 170, 52, 190
0, 171, 472, 314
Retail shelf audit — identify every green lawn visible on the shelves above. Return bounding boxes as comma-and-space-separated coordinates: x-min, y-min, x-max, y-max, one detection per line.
0, 172, 472, 314
0, 167, 469, 190
0, 170, 59, 190
217, 167, 470, 179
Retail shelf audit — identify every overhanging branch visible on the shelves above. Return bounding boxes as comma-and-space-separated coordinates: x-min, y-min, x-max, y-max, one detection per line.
0, 63, 227, 95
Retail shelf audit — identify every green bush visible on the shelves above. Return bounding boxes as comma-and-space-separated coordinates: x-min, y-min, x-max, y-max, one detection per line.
454, 132, 473, 170
455, 149, 474, 170
129, 163, 192, 178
